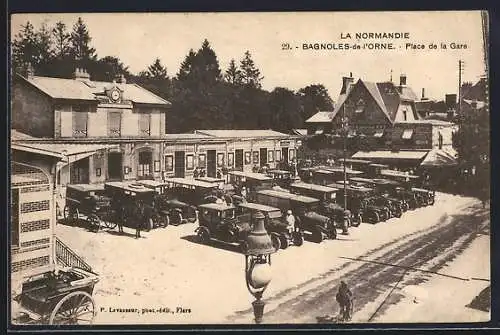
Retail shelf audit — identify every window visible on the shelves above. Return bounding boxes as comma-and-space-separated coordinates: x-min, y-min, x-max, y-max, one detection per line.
315, 127, 324, 135
165, 155, 174, 172
401, 129, 414, 140
217, 153, 225, 167
252, 151, 259, 164
186, 154, 194, 170
228, 152, 234, 167
275, 150, 282, 162
289, 149, 296, 160
139, 113, 151, 136
438, 132, 443, 149
154, 160, 161, 172
355, 98, 365, 113
138, 151, 152, 177
244, 152, 251, 165
72, 106, 88, 137
198, 154, 206, 168
108, 111, 122, 137
403, 110, 407, 121
268, 150, 274, 163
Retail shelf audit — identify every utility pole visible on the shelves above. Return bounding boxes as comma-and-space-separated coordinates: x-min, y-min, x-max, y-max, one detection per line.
458, 60, 464, 115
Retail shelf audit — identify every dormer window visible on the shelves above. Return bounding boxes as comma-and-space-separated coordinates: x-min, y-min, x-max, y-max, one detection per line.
355, 98, 365, 113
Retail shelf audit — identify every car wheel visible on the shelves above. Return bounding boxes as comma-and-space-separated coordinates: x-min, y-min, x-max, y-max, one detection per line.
293, 232, 304, 246
312, 228, 323, 243
271, 234, 281, 251
279, 235, 289, 249
372, 212, 380, 224
197, 229, 210, 244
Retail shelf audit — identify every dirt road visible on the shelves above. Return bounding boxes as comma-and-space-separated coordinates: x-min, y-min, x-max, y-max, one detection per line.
227, 201, 490, 324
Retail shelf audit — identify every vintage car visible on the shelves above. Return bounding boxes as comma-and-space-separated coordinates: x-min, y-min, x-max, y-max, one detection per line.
338, 158, 372, 172
289, 182, 360, 228
255, 189, 336, 243
136, 179, 192, 226
227, 171, 274, 202
104, 181, 160, 230
329, 182, 390, 224
195, 203, 252, 253
379, 170, 435, 206
164, 177, 220, 204
195, 176, 225, 189
63, 184, 116, 231
365, 163, 389, 178
238, 202, 304, 250
266, 169, 295, 188
311, 167, 364, 186
298, 167, 318, 183
349, 177, 405, 217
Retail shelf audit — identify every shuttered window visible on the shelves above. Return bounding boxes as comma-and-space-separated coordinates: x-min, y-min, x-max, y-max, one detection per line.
108, 111, 122, 137
139, 113, 151, 136
72, 106, 88, 137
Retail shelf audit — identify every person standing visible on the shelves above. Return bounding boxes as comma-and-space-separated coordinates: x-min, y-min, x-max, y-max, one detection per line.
285, 210, 295, 235
134, 202, 143, 239
336, 281, 353, 321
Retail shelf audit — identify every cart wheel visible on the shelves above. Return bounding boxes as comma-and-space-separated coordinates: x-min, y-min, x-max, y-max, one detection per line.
49, 291, 95, 325
270, 234, 281, 251
292, 232, 304, 246
161, 215, 170, 228
87, 214, 100, 232
279, 235, 289, 249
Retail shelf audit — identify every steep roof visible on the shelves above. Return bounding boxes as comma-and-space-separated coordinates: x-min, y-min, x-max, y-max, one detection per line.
462, 77, 487, 101
18, 75, 171, 106
332, 79, 419, 124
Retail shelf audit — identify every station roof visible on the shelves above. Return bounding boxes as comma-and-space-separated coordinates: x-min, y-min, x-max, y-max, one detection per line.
18, 74, 171, 106
305, 111, 334, 123
352, 150, 429, 161
194, 129, 292, 139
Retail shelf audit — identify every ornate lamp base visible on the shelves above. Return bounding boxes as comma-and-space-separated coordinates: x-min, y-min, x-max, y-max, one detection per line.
252, 299, 266, 324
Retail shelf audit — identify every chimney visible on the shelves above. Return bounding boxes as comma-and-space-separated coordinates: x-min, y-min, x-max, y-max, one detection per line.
73, 67, 91, 81
340, 74, 354, 95
399, 73, 407, 86
117, 74, 127, 84
421, 88, 425, 100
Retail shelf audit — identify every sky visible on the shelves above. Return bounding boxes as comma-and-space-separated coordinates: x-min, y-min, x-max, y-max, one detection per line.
11, 11, 487, 101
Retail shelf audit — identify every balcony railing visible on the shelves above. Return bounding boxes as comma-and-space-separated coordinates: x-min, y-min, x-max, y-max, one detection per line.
55, 237, 93, 272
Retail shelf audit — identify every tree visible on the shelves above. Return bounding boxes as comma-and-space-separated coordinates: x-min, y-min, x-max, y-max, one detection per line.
52, 21, 71, 59
297, 84, 335, 120
90, 56, 130, 82
224, 59, 242, 85
177, 49, 197, 82
268, 87, 302, 132
11, 21, 52, 75
240, 51, 263, 89
146, 58, 168, 80
70, 17, 97, 63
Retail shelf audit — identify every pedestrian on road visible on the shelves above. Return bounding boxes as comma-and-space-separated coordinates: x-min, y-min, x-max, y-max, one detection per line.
134, 202, 143, 239
336, 280, 353, 321
285, 210, 295, 235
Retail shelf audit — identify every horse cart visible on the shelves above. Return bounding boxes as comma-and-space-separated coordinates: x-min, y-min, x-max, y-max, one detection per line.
63, 184, 117, 231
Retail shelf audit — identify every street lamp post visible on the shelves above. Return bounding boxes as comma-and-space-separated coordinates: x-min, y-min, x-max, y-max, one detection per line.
340, 103, 351, 235
244, 211, 276, 324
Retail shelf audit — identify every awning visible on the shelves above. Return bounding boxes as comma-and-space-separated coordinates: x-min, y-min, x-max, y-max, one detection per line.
420, 147, 458, 167
401, 129, 414, 139
352, 150, 429, 161
12, 142, 119, 164
373, 130, 384, 138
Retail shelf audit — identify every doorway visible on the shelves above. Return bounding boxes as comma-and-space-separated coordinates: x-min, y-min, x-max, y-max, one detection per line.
70, 157, 89, 184
108, 152, 123, 180
138, 150, 153, 178
282, 147, 289, 164
235, 149, 243, 171
174, 151, 185, 178
260, 148, 268, 167
207, 150, 217, 177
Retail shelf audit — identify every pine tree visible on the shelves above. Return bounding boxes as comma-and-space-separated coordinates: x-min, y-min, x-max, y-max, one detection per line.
52, 21, 71, 58
224, 59, 242, 85
70, 17, 97, 62
147, 58, 168, 80
239, 50, 263, 89
177, 49, 197, 81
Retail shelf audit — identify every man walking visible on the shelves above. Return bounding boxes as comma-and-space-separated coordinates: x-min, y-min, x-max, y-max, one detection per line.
336, 281, 353, 321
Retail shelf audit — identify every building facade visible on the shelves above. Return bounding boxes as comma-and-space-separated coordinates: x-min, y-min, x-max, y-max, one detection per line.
12, 70, 300, 186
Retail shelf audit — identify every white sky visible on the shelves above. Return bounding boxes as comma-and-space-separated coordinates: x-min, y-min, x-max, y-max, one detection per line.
11, 11, 486, 101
